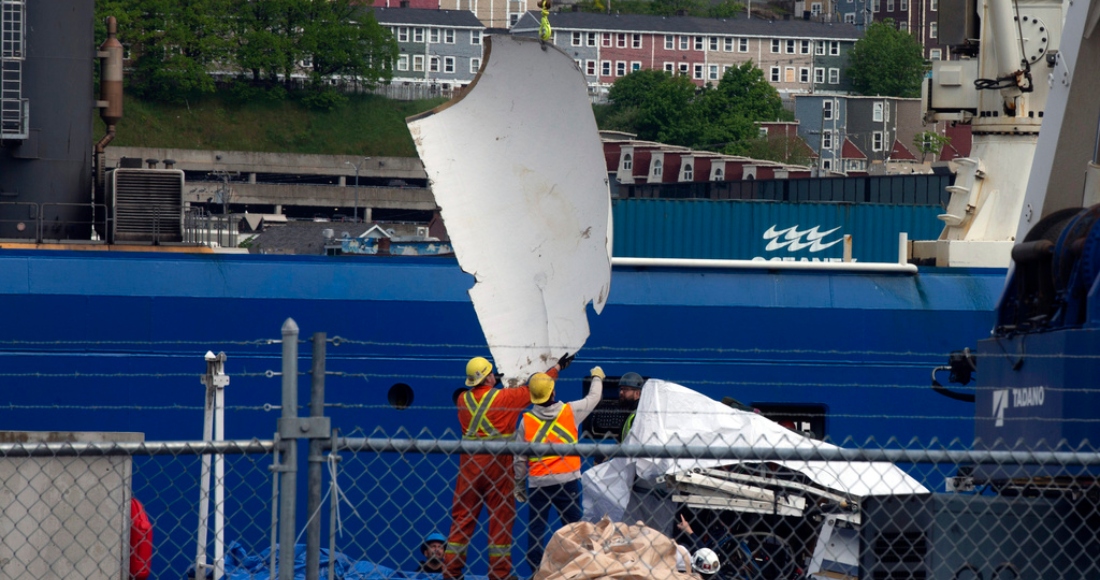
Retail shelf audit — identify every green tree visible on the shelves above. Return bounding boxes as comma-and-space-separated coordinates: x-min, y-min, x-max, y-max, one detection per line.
913, 130, 950, 161
601, 62, 788, 153
707, 0, 746, 18
847, 20, 927, 98
649, 0, 705, 16
107, 0, 233, 102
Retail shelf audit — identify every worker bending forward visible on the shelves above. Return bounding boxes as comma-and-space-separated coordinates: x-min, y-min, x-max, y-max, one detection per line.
514, 366, 604, 572
445, 355, 569, 580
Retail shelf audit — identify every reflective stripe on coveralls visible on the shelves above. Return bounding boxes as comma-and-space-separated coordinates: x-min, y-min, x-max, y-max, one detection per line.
523, 404, 581, 477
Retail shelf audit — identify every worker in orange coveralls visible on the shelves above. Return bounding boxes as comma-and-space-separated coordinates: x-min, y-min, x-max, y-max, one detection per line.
444, 353, 574, 580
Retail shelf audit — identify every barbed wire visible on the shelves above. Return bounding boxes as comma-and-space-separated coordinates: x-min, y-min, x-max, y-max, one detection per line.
2, 335, 1099, 361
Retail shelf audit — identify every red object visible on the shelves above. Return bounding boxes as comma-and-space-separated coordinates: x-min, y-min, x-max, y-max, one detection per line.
445, 369, 558, 580
130, 498, 153, 580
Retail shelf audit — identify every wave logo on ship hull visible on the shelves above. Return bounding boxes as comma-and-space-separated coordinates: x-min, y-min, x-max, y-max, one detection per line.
763, 225, 843, 252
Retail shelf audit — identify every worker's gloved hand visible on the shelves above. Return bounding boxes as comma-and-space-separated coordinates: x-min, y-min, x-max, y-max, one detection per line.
557, 352, 575, 371
590, 366, 605, 379
514, 484, 528, 503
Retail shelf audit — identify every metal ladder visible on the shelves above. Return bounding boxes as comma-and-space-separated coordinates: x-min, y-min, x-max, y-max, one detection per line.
1, 0, 28, 141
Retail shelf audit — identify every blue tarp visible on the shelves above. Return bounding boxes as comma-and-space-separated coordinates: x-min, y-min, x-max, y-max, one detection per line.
219, 543, 487, 580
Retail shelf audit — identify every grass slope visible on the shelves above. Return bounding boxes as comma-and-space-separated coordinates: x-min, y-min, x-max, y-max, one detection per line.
97, 93, 448, 156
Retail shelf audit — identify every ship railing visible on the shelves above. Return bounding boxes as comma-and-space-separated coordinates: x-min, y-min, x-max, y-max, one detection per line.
183, 209, 239, 248
0, 201, 111, 243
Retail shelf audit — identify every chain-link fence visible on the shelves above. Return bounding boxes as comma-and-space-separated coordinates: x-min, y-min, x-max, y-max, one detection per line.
2, 322, 1099, 580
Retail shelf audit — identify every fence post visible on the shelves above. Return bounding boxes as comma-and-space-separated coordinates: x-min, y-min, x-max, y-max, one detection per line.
306, 332, 326, 580
279, 319, 299, 580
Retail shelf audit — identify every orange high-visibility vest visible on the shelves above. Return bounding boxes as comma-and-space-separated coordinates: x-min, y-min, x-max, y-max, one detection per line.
523, 404, 581, 476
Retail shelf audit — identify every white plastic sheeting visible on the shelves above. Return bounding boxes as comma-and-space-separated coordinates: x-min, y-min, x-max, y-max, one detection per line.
583, 380, 928, 523
407, 36, 612, 383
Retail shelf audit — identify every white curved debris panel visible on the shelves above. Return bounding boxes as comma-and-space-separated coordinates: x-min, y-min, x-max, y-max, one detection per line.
407, 35, 612, 382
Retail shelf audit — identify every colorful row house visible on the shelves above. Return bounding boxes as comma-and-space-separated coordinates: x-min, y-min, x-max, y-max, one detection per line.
370, 0, 541, 29
511, 12, 862, 99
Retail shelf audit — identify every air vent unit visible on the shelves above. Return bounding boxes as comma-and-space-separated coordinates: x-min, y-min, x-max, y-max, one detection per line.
109, 169, 185, 243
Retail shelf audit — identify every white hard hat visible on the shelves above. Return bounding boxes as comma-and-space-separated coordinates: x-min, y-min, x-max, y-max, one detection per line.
692, 548, 721, 575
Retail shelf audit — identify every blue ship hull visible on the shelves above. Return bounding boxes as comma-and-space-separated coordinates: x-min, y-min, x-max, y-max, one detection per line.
0, 249, 1001, 445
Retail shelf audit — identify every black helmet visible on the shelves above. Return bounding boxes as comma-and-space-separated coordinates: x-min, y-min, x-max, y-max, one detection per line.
619, 372, 644, 389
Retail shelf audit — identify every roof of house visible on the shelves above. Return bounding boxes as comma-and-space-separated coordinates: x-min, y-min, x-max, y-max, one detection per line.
367, 7, 486, 27
889, 139, 917, 160
514, 11, 863, 39
841, 138, 867, 159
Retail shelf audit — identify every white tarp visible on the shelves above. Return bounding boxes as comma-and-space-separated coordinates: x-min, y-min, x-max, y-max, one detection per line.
407, 35, 612, 383
583, 380, 928, 523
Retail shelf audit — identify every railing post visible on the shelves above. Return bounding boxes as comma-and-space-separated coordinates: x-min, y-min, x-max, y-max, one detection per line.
306, 332, 326, 580
278, 319, 299, 580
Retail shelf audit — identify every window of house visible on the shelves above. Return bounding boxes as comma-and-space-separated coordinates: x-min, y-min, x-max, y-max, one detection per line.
445, 29, 455, 43
814, 67, 825, 83
823, 99, 833, 119
899, 21, 908, 32
739, 38, 749, 52
811, 2, 822, 14
470, 57, 481, 73
822, 130, 833, 150
801, 40, 811, 53
759, 127, 769, 137
587, 32, 597, 46
872, 0, 880, 10
822, 158, 833, 170
710, 37, 719, 51
830, 41, 839, 55
873, 131, 884, 151
509, 12, 520, 25
931, 0, 938, 9
678, 62, 690, 75
665, 35, 674, 49
414, 28, 424, 42
900, 0, 908, 9
930, 21, 938, 38
887, 0, 894, 10
602, 60, 611, 76
652, 159, 662, 177
713, 167, 724, 180
772, 39, 781, 53
828, 68, 840, 83
680, 35, 689, 50
723, 64, 731, 74
633, 34, 642, 48
413, 54, 424, 71
623, 153, 633, 170
397, 55, 409, 71
471, 30, 481, 45
603, 33, 612, 47
398, 27, 409, 42
683, 164, 693, 180
572, 32, 582, 46
930, 48, 942, 60
787, 39, 796, 53
785, 66, 796, 82
664, 62, 675, 73
616, 61, 627, 76
815, 41, 825, 55
724, 37, 734, 51
444, 56, 455, 73
618, 33, 627, 48
800, 67, 810, 83
844, 12, 856, 22
430, 28, 440, 43
694, 36, 704, 50
429, 56, 440, 72
770, 66, 781, 82
586, 60, 597, 75
694, 64, 704, 79
709, 64, 719, 80
873, 101, 884, 121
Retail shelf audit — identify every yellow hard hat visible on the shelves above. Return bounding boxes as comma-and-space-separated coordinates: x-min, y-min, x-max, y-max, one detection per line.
529, 372, 555, 404
466, 357, 493, 386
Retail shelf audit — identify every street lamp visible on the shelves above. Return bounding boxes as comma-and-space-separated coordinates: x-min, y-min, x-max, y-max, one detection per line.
346, 157, 370, 222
